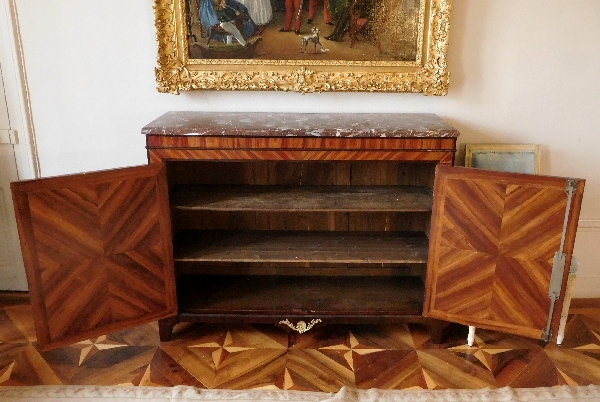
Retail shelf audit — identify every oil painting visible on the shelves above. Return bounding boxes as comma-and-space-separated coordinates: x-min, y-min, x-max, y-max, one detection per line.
153, 0, 451, 93
186, 0, 423, 62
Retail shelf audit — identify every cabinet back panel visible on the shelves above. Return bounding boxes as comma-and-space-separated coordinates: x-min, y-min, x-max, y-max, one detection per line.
166, 161, 436, 187
172, 210, 430, 232
166, 161, 271, 185
349, 162, 435, 187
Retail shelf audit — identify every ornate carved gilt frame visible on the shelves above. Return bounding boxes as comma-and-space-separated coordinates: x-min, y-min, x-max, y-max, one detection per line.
154, 0, 451, 94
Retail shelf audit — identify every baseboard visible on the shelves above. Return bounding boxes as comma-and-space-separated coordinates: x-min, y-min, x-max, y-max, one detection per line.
569, 298, 600, 309
0, 290, 29, 306
578, 219, 600, 229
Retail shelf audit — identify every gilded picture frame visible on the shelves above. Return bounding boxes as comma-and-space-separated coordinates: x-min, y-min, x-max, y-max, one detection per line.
465, 144, 541, 174
153, 0, 451, 94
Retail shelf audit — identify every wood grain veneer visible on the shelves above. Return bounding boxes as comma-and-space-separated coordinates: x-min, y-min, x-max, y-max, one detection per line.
10, 164, 178, 350
424, 165, 585, 342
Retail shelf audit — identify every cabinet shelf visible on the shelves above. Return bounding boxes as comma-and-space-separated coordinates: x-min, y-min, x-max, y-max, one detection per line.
173, 230, 429, 264
177, 275, 425, 317
170, 185, 433, 212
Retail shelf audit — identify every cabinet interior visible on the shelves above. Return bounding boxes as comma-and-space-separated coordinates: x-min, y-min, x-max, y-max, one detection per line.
165, 160, 437, 317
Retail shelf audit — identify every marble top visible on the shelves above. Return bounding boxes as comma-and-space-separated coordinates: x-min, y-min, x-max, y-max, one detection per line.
142, 112, 459, 138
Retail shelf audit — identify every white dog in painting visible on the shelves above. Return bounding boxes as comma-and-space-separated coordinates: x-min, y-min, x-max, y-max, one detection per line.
301, 27, 328, 53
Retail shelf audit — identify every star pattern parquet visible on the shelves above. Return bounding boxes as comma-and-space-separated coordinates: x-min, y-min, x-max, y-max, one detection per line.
2, 296, 600, 390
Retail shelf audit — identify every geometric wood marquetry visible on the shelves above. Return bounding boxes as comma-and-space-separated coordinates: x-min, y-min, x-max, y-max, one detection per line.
10, 164, 177, 351
424, 166, 585, 342
2, 297, 600, 390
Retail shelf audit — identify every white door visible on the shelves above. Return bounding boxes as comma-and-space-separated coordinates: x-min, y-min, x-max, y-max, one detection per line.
0, 60, 26, 290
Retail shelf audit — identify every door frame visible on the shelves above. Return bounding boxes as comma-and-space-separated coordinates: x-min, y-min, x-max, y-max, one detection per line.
0, 0, 40, 181
1, 0, 39, 290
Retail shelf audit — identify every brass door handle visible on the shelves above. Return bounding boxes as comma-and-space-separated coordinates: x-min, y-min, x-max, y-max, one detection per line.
279, 319, 322, 333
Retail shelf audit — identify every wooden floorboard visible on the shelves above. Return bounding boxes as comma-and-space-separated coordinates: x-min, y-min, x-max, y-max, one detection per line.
1, 294, 600, 390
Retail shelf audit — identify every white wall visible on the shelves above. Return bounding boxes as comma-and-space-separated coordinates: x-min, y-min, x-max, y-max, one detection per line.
10, 0, 600, 296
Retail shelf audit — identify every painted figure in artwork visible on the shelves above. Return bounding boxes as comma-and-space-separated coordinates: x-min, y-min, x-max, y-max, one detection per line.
322, 0, 351, 41
199, 0, 256, 45
324, 0, 371, 43
308, 0, 332, 26
280, 0, 331, 34
279, 0, 304, 34
237, 0, 273, 26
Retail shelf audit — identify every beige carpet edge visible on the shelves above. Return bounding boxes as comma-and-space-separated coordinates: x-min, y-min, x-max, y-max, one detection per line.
1, 385, 600, 401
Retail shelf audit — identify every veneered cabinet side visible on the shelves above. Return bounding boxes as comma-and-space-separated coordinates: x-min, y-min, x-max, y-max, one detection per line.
10, 163, 177, 350
424, 165, 584, 342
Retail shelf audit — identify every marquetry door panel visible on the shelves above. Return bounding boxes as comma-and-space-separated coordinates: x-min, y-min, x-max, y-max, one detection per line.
11, 163, 177, 350
424, 165, 584, 342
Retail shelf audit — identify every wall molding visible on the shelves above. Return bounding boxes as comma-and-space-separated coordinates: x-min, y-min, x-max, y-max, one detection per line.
578, 220, 600, 230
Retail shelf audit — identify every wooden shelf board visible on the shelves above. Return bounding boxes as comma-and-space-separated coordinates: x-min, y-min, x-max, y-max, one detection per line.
177, 275, 425, 316
171, 185, 433, 212
174, 230, 429, 263
176, 262, 426, 277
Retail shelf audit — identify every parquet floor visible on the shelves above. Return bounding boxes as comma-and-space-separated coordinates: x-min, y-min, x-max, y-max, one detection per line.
2, 295, 600, 390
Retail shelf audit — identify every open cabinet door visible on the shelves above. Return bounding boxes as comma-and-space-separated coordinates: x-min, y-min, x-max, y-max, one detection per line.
11, 163, 177, 350
424, 165, 584, 343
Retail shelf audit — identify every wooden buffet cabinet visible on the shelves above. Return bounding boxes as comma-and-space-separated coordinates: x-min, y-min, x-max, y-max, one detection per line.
11, 112, 585, 351
143, 113, 458, 343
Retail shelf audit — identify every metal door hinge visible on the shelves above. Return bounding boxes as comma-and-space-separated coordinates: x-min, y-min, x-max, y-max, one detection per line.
541, 179, 579, 342
0, 129, 17, 144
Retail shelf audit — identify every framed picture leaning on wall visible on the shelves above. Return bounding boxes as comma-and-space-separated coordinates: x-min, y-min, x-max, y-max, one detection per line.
465, 144, 541, 175
153, 0, 451, 94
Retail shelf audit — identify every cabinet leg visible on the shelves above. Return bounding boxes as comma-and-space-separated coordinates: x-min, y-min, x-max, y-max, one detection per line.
467, 326, 476, 347
428, 321, 448, 344
159, 316, 180, 342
